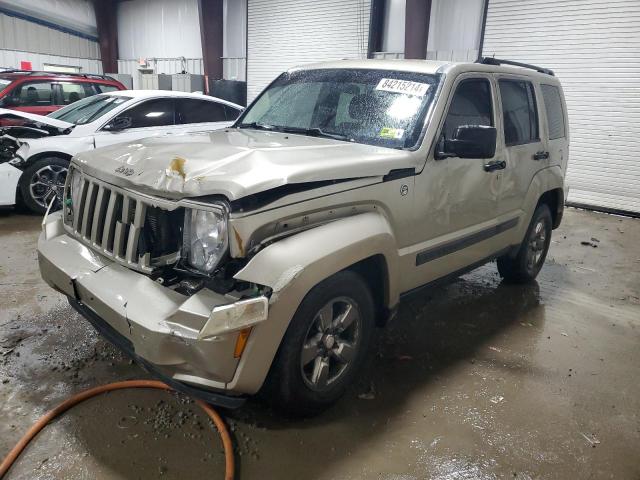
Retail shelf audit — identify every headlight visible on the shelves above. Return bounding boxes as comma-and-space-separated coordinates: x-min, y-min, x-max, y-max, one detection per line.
64, 167, 83, 224
183, 207, 228, 273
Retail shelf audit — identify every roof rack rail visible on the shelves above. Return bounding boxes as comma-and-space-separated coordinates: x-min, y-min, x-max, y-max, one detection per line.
478, 57, 554, 76
0, 69, 115, 81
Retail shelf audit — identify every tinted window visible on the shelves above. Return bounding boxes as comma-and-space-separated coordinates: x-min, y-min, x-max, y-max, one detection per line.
443, 79, 493, 140
224, 105, 241, 121
175, 98, 227, 124
499, 80, 539, 146
118, 98, 175, 128
12, 82, 53, 106
59, 82, 92, 105
541, 84, 565, 140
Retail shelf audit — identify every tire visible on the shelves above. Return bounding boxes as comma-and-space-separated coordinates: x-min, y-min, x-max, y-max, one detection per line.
497, 204, 552, 283
18, 157, 69, 215
263, 270, 375, 416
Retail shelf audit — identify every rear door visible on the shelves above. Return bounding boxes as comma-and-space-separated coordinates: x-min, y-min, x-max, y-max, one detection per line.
495, 76, 547, 221
94, 97, 177, 148
54, 81, 96, 108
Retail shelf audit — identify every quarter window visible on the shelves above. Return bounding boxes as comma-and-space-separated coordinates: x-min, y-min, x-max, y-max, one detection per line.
540, 84, 565, 140
118, 98, 175, 128
59, 83, 92, 105
499, 80, 539, 146
442, 78, 493, 141
175, 98, 227, 123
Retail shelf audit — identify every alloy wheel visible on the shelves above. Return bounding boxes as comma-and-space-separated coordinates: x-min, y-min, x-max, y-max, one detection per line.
526, 220, 547, 271
300, 296, 361, 392
29, 164, 68, 210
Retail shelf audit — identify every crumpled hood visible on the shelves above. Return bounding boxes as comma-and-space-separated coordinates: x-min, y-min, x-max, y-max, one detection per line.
74, 129, 415, 200
0, 108, 74, 130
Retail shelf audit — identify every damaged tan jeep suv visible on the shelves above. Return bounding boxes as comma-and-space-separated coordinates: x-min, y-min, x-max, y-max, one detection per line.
38, 58, 568, 414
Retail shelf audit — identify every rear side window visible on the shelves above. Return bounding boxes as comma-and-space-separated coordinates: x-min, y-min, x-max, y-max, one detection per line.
499, 80, 539, 146
59, 82, 92, 105
224, 105, 241, 121
540, 84, 566, 140
119, 98, 175, 128
442, 78, 493, 140
175, 98, 227, 123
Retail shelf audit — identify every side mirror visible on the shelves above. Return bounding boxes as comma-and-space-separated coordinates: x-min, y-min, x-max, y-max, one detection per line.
435, 125, 497, 159
104, 116, 132, 131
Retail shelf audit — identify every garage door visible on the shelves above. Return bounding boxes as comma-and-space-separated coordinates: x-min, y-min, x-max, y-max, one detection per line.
483, 0, 640, 214
247, 0, 371, 102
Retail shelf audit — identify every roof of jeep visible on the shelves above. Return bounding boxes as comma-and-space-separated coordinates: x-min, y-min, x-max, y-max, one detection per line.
289, 59, 560, 83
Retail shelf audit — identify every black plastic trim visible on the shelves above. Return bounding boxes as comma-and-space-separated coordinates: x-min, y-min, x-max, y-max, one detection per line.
383, 168, 416, 182
68, 298, 246, 409
415, 217, 519, 266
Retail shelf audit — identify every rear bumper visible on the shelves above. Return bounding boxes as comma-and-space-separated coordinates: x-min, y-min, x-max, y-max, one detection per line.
38, 211, 268, 404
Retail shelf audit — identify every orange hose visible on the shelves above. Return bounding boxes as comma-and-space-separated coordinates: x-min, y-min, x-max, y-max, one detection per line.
0, 380, 234, 480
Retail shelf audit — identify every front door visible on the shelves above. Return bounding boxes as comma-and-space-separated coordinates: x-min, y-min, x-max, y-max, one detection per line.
407, 74, 503, 289
94, 98, 179, 149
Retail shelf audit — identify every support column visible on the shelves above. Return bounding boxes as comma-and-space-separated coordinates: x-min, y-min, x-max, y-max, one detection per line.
94, 0, 118, 74
198, 0, 224, 81
404, 0, 432, 59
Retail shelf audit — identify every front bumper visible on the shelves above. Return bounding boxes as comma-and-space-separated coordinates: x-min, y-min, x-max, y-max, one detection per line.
38, 211, 267, 406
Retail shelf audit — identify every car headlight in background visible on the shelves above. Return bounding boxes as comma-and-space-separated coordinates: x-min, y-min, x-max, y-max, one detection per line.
183, 206, 228, 273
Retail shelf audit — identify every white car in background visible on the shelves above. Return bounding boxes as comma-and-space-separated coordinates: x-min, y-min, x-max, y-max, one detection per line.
0, 90, 243, 213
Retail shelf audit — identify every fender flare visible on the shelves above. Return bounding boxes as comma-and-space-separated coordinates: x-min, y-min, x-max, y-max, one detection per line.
515, 165, 565, 240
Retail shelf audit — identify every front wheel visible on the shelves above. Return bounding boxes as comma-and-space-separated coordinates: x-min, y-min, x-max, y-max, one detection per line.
264, 270, 375, 416
497, 204, 552, 283
18, 157, 69, 215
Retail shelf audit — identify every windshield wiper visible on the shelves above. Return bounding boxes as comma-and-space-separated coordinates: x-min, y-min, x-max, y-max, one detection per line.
238, 121, 276, 131
276, 126, 354, 142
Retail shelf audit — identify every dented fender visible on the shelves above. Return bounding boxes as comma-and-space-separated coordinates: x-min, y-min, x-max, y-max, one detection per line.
226, 212, 399, 394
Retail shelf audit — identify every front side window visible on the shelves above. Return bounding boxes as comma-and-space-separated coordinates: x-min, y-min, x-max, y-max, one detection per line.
117, 98, 175, 128
49, 94, 131, 125
442, 78, 493, 141
237, 69, 439, 149
175, 98, 227, 124
11, 82, 53, 106
499, 80, 539, 146
540, 84, 565, 140
59, 82, 92, 105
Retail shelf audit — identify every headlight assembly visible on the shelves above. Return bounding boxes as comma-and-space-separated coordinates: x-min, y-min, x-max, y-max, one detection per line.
183, 206, 228, 274
63, 167, 83, 224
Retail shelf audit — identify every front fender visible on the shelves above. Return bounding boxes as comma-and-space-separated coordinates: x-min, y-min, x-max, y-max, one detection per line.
227, 212, 399, 393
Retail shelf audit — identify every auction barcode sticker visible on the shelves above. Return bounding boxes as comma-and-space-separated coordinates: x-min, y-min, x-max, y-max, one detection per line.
376, 78, 430, 96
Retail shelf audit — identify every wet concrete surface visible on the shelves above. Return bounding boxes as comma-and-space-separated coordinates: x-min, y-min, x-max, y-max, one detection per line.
0, 207, 638, 479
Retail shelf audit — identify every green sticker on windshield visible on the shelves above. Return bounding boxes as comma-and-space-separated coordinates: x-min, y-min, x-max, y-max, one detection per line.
379, 127, 405, 139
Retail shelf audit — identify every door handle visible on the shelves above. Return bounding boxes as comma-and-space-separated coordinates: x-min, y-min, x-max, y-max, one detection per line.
483, 160, 506, 172
533, 151, 550, 161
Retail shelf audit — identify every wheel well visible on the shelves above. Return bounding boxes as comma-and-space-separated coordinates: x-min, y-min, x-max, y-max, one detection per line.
346, 254, 390, 327
537, 188, 564, 229
25, 151, 72, 167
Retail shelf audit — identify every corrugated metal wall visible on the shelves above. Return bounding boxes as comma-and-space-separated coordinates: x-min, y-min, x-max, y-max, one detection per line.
247, 0, 371, 102
483, 0, 640, 214
0, 13, 100, 60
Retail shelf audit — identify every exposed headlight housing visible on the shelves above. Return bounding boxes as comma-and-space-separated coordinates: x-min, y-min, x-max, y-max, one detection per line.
63, 166, 83, 225
183, 206, 228, 273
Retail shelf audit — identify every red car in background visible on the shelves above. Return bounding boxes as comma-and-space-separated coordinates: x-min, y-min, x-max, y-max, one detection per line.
0, 70, 126, 117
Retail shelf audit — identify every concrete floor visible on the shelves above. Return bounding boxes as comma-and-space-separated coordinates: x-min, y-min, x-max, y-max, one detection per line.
0, 207, 638, 480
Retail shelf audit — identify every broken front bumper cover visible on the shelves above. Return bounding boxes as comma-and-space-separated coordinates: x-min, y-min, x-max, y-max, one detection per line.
38, 211, 268, 406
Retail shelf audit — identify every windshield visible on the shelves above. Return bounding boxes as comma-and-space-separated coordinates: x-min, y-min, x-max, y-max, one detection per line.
237, 68, 439, 149
49, 94, 131, 125
0, 78, 11, 93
